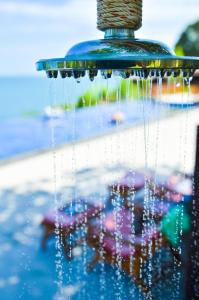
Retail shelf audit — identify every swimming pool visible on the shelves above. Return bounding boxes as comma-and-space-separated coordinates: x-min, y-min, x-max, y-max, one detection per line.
0, 100, 170, 161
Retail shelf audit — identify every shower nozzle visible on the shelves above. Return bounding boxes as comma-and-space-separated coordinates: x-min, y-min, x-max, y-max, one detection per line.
36, 0, 199, 80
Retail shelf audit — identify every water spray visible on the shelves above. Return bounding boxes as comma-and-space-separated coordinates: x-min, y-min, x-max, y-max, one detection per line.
36, 1, 199, 298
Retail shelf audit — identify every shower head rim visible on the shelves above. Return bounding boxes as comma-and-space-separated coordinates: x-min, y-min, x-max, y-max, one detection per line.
36, 37, 199, 73
36, 56, 199, 71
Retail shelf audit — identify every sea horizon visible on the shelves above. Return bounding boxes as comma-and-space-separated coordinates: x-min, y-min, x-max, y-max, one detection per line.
0, 76, 90, 121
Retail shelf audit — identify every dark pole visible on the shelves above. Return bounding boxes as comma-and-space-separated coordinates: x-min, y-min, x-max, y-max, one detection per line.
185, 125, 199, 299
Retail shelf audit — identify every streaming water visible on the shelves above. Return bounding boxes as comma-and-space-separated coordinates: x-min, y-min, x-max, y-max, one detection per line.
98, 77, 108, 300
50, 79, 64, 296
48, 71, 195, 300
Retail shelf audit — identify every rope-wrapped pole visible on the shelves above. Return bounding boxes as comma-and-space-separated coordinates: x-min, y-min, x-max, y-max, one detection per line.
97, 0, 142, 32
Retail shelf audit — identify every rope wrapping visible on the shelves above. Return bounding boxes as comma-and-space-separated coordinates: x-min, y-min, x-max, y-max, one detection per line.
97, 0, 142, 31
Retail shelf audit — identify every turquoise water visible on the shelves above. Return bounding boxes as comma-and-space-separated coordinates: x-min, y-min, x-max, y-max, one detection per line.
0, 100, 170, 160
1, 76, 195, 161
0, 76, 89, 121
0, 76, 49, 120
0, 76, 172, 161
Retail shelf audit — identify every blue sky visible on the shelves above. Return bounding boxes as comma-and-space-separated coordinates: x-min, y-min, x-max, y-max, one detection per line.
0, 0, 199, 76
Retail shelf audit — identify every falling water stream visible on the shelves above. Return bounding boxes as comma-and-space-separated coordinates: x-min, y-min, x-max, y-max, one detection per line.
49, 72, 194, 300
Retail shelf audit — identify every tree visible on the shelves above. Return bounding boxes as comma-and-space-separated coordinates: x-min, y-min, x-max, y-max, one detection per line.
175, 20, 199, 57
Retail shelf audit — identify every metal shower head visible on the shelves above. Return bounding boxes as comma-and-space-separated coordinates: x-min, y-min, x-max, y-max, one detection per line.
36, 1, 199, 80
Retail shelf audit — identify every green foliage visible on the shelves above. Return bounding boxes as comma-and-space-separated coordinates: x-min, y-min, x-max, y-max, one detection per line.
75, 84, 119, 108
175, 20, 199, 56
60, 103, 73, 111
61, 79, 142, 111
77, 79, 144, 109
120, 79, 138, 99
174, 46, 185, 57
120, 79, 130, 99
76, 89, 98, 108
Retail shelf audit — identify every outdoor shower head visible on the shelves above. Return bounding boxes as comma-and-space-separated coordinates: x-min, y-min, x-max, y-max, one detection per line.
36, 0, 199, 80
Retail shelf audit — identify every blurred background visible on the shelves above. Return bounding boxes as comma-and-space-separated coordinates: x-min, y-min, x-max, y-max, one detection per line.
0, 0, 199, 135
0, 1, 199, 300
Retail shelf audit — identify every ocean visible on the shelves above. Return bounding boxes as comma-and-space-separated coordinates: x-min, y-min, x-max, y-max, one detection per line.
0, 76, 171, 161
0, 76, 90, 121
